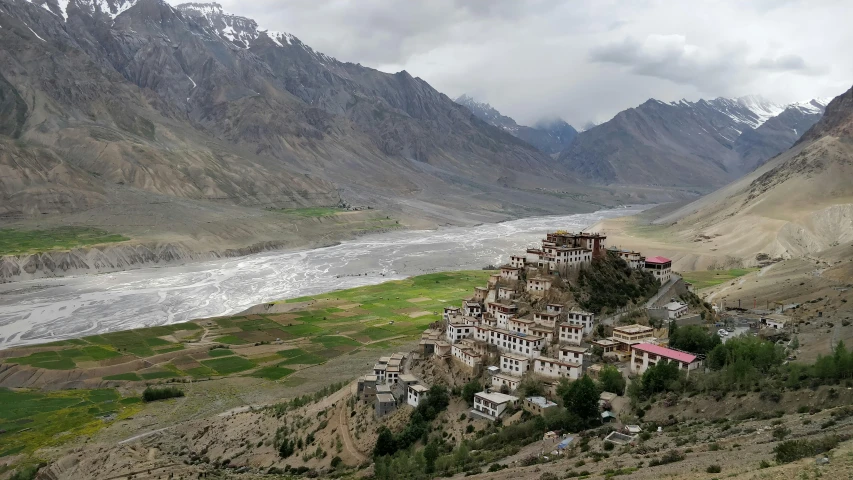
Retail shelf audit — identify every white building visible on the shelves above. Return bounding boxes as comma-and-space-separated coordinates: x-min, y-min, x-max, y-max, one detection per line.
498, 287, 516, 301
527, 277, 552, 297
761, 314, 789, 330
500, 352, 530, 374
477, 326, 543, 358
533, 311, 561, 328
558, 345, 587, 364
530, 325, 554, 343
546, 304, 564, 315
446, 322, 475, 343
533, 356, 582, 380
507, 317, 533, 335
407, 384, 428, 407
373, 363, 387, 382
472, 391, 519, 420
488, 303, 518, 329
630, 343, 701, 376
452, 344, 482, 370
463, 301, 483, 318
500, 266, 521, 281
644, 256, 672, 284
558, 323, 583, 345
566, 310, 595, 335
443, 306, 461, 321
662, 301, 689, 319
510, 255, 526, 269
491, 372, 522, 392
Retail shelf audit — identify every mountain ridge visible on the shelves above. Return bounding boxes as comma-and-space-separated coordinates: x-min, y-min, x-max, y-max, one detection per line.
454, 94, 578, 155
557, 94, 828, 188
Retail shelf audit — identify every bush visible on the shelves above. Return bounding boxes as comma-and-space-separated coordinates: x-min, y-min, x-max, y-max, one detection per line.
466, 424, 475, 434
603, 440, 615, 451
706, 465, 721, 473
649, 450, 685, 467
330, 456, 342, 468
142, 386, 184, 402
772, 427, 790, 440
759, 459, 771, 469
10, 466, 39, 480
774, 437, 840, 463
539, 473, 558, 480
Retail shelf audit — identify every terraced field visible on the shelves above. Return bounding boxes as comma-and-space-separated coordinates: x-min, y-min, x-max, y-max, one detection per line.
0, 271, 490, 468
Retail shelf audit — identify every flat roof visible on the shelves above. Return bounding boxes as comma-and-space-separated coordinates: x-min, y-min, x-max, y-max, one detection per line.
528, 277, 552, 282
500, 352, 529, 361
633, 343, 698, 363
378, 356, 391, 363
487, 327, 544, 342
362, 375, 377, 381
398, 374, 418, 383
535, 355, 581, 368
377, 384, 391, 393
526, 396, 557, 408
409, 384, 428, 393
560, 345, 588, 353
535, 311, 560, 317
613, 324, 654, 334
510, 317, 534, 324
376, 393, 395, 403
559, 323, 583, 330
591, 339, 617, 346
373, 363, 387, 370
475, 391, 518, 404
491, 372, 522, 382
663, 301, 688, 310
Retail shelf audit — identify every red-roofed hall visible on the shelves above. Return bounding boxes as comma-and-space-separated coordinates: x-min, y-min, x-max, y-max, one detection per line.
630, 343, 702, 376
643, 256, 673, 284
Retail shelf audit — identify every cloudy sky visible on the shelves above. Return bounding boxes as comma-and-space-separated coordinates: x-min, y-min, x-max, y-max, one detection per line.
216, 0, 851, 127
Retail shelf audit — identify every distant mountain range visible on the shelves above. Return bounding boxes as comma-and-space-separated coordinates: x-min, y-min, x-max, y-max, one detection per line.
557, 95, 828, 188
649, 84, 853, 262
454, 95, 578, 155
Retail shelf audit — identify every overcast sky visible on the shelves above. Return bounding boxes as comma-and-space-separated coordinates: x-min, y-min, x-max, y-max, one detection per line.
214, 0, 852, 127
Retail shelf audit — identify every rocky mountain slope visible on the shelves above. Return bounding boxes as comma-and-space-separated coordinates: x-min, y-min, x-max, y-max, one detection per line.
455, 94, 578, 154
0, 0, 607, 234
647, 85, 853, 263
558, 95, 827, 188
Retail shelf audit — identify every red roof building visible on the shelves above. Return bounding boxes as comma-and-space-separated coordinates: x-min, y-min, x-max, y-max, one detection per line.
630, 343, 701, 376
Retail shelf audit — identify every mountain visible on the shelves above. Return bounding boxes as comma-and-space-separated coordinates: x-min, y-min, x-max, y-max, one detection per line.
734, 99, 829, 172
455, 94, 577, 154
557, 95, 826, 188
650, 85, 853, 263
0, 0, 612, 248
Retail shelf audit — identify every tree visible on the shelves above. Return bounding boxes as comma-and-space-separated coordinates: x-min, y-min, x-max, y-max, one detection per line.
790, 335, 800, 350
519, 376, 545, 397
598, 365, 626, 395
278, 438, 294, 458
668, 324, 721, 355
373, 426, 397, 457
562, 375, 599, 425
462, 380, 481, 406
423, 441, 439, 473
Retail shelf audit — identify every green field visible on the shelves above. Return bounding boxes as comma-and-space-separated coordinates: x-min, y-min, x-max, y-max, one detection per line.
681, 268, 759, 290
0, 227, 130, 256
201, 356, 257, 374
0, 387, 140, 457
268, 206, 344, 217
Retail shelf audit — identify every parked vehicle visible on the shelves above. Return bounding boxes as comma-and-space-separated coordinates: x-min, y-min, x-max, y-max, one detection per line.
717, 329, 729, 337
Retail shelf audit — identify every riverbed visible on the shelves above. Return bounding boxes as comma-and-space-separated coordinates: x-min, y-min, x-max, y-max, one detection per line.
0, 206, 647, 349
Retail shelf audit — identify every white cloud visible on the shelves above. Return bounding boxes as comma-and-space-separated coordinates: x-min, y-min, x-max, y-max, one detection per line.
207, 0, 851, 126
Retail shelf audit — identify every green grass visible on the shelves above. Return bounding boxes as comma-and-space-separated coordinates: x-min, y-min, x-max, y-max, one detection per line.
103, 373, 141, 381
212, 335, 250, 345
200, 356, 257, 375
6, 346, 121, 370
277, 352, 326, 366
681, 268, 759, 290
0, 227, 129, 256
185, 366, 216, 378
249, 365, 295, 380
207, 349, 235, 357
140, 370, 178, 380
0, 387, 138, 457
311, 335, 361, 348
268, 206, 344, 217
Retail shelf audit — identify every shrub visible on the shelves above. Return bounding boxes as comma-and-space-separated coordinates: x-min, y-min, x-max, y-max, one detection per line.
772, 427, 790, 440
706, 465, 721, 473
774, 437, 840, 464
539, 473, 558, 480
10, 466, 40, 480
649, 450, 685, 467
759, 459, 771, 469
466, 425, 475, 434
603, 441, 615, 451
330, 456, 342, 468
142, 386, 184, 402
708, 442, 720, 451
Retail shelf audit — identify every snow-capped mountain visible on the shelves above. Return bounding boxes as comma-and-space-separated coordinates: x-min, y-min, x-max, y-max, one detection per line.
455, 94, 577, 154
557, 94, 829, 187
